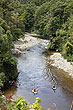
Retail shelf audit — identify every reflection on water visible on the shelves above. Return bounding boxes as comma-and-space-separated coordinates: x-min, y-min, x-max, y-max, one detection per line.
4, 37, 73, 110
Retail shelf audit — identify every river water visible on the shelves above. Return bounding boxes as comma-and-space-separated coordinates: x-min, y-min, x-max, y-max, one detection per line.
4, 36, 73, 110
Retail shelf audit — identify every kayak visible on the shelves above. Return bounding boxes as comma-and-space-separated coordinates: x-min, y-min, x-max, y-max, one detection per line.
52, 85, 56, 90
32, 89, 38, 94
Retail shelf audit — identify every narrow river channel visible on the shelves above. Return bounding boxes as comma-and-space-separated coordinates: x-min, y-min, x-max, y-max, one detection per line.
4, 35, 73, 110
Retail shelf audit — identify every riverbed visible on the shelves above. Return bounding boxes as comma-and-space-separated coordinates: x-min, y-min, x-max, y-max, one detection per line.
4, 34, 73, 110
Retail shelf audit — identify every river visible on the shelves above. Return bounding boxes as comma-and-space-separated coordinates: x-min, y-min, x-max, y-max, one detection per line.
4, 35, 73, 110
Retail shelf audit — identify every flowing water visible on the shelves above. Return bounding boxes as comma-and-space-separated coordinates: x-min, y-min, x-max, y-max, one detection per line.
4, 36, 73, 110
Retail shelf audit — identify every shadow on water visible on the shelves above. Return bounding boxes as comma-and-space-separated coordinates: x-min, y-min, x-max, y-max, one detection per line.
4, 37, 73, 110
47, 65, 73, 94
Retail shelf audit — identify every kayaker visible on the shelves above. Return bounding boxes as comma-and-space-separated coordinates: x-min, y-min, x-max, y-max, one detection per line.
52, 85, 56, 91
32, 89, 38, 94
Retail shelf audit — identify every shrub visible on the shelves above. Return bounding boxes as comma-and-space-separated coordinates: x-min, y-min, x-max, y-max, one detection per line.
6, 97, 42, 110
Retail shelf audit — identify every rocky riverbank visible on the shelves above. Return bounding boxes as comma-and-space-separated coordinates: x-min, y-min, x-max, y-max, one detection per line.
12, 33, 41, 55
49, 53, 73, 78
12, 33, 73, 78
12, 33, 49, 56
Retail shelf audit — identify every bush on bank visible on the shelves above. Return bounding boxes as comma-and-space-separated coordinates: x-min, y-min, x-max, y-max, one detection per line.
6, 97, 42, 110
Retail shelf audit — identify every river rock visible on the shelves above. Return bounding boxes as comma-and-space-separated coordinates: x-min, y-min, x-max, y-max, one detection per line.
49, 53, 73, 77
11, 48, 22, 55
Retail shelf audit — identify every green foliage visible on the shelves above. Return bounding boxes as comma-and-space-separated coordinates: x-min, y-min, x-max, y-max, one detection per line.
30, 0, 50, 6
0, 72, 6, 89
0, 0, 25, 88
31, 0, 73, 61
0, 0, 25, 40
6, 96, 29, 110
64, 54, 73, 62
0, 26, 5, 36
30, 97, 42, 110
3, 57, 17, 79
0, 96, 4, 105
23, 4, 36, 31
62, 39, 73, 61
6, 97, 41, 110
0, 80, 3, 89
34, 2, 51, 35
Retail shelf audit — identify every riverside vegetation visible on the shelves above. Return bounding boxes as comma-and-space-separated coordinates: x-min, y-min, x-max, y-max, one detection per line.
6, 97, 42, 110
0, 0, 73, 109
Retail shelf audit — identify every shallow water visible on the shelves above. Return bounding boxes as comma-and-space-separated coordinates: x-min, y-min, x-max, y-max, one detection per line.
4, 37, 73, 110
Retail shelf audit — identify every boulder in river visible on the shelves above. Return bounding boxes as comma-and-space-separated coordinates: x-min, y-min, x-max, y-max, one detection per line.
11, 49, 22, 55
